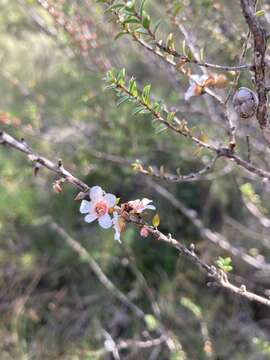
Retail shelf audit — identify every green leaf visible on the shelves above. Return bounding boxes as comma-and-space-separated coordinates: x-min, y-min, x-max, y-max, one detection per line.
153, 101, 163, 113
153, 19, 162, 34
155, 123, 167, 134
123, 16, 141, 25
117, 95, 130, 106
128, 77, 138, 97
142, 14, 150, 29
173, 3, 183, 17
142, 84, 151, 105
139, 0, 147, 17
215, 256, 233, 273
255, 10, 265, 17
135, 27, 149, 35
180, 297, 202, 319
133, 106, 147, 115
166, 111, 175, 124
166, 33, 175, 51
152, 213, 160, 227
144, 314, 159, 331
115, 31, 128, 40
105, 3, 125, 13
117, 68, 126, 85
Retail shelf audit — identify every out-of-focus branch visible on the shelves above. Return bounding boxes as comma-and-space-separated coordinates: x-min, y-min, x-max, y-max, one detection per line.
48, 220, 145, 318
1, 130, 270, 306
0, 131, 89, 192
149, 180, 270, 272
48, 220, 181, 354
87, 334, 168, 358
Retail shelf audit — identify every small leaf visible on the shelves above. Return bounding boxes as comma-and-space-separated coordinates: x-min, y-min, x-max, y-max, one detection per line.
142, 84, 151, 105
133, 106, 148, 115
199, 132, 209, 144
128, 77, 138, 97
153, 19, 161, 34
105, 3, 125, 13
117, 95, 130, 106
144, 314, 158, 331
135, 27, 149, 35
155, 124, 168, 134
166, 33, 175, 51
115, 31, 128, 40
255, 10, 265, 17
140, 0, 147, 17
117, 68, 126, 85
142, 14, 150, 29
152, 213, 160, 227
166, 111, 175, 124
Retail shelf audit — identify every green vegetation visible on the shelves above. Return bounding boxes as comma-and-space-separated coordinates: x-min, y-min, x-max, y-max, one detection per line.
0, 0, 270, 359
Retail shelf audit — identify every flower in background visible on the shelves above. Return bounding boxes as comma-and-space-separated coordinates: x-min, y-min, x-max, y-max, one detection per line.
128, 198, 156, 214
184, 74, 209, 101
80, 185, 116, 229
112, 212, 125, 242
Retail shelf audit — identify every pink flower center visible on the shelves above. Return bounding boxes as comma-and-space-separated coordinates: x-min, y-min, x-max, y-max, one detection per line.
131, 200, 144, 212
94, 201, 108, 218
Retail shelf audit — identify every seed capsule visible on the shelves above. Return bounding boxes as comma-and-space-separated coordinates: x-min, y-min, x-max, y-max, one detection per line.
232, 87, 258, 119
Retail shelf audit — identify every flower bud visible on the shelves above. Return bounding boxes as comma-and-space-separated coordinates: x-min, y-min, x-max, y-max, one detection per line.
140, 226, 149, 238
232, 87, 258, 119
53, 182, 62, 193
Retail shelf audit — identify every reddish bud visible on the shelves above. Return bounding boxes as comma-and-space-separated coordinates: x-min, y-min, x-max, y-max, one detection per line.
53, 182, 62, 193
140, 226, 149, 238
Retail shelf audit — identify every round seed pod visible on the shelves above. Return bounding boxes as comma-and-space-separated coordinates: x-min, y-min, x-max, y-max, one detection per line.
232, 87, 258, 119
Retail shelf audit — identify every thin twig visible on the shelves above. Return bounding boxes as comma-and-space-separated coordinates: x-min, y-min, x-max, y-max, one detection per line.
1, 130, 270, 306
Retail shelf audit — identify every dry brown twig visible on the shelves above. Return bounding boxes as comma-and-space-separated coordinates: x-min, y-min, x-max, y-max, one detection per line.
1, 130, 270, 307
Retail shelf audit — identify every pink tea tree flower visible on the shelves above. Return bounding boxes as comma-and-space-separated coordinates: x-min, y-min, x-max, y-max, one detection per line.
128, 198, 156, 214
80, 186, 116, 229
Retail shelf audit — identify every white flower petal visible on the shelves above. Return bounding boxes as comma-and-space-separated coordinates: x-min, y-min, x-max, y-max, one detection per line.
104, 193, 117, 208
146, 205, 156, 210
98, 214, 112, 229
80, 200, 91, 214
90, 186, 103, 200
84, 214, 96, 223
191, 74, 202, 83
185, 84, 196, 101
142, 198, 152, 206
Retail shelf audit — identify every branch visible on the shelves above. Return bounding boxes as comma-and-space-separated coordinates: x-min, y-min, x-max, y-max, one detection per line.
240, 0, 270, 143
108, 74, 270, 182
132, 156, 219, 183
0, 131, 89, 192
1, 130, 270, 307
49, 220, 145, 318
149, 180, 270, 271
48, 219, 181, 353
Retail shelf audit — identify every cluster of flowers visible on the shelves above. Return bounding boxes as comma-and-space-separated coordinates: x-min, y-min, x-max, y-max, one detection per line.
79, 186, 155, 242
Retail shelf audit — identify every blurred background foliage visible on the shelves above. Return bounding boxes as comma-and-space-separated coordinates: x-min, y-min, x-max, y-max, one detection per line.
0, 0, 270, 359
